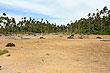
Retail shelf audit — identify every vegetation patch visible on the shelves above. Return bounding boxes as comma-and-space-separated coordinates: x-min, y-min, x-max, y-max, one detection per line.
7, 54, 11, 57
0, 49, 9, 56
0, 6, 110, 35
78, 34, 84, 39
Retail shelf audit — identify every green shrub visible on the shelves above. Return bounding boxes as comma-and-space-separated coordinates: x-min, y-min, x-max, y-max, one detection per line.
0, 50, 4, 55
78, 34, 83, 39
0, 49, 9, 56
3, 49, 9, 54
7, 54, 11, 57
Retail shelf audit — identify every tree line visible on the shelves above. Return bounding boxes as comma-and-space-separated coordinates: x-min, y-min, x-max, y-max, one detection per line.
0, 6, 110, 35
0, 13, 67, 35
69, 6, 110, 35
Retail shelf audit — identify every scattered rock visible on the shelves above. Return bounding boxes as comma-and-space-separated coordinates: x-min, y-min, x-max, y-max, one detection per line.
39, 37, 45, 39
67, 36, 74, 39
6, 43, 15, 47
34, 34, 37, 36
21, 36, 23, 39
94, 60, 99, 62
42, 59, 44, 62
71, 34, 74, 37
96, 36, 102, 39
46, 53, 49, 55
0, 66, 2, 70
17, 36, 21, 37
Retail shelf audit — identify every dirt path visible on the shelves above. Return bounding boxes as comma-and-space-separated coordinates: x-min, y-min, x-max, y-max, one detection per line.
0, 35, 110, 73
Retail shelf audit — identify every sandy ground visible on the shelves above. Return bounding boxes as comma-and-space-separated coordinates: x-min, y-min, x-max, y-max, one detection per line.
0, 34, 110, 73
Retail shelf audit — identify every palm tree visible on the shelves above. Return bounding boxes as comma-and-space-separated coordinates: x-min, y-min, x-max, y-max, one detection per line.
3, 13, 6, 16
103, 6, 108, 32
67, 23, 69, 34
88, 13, 91, 33
70, 21, 73, 35
92, 13, 95, 32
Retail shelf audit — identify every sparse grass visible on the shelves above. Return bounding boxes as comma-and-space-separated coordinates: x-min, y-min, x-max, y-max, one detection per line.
0, 49, 9, 56
78, 34, 83, 39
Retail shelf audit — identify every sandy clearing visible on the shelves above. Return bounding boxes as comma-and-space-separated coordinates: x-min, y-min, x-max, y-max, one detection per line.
0, 34, 110, 73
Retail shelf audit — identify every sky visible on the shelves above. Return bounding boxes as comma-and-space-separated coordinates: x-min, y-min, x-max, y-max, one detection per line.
0, 0, 110, 25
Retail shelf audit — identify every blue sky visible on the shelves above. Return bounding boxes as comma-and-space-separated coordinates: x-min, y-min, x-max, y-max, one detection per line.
0, 0, 110, 25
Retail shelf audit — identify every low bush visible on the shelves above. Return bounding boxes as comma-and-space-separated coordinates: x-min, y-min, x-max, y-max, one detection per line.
0, 49, 9, 56
7, 54, 11, 57
0, 50, 4, 55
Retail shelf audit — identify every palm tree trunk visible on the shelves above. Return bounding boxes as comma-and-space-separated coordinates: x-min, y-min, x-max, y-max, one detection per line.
89, 18, 90, 33
93, 24, 94, 32
71, 25, 72, 35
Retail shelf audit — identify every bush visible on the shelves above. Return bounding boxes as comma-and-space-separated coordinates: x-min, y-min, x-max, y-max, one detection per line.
78, 34, 83, 39
0, 50, 4, 55
3, 49, 9, 54
0, 49, 9, 56
7, 54, 11, 57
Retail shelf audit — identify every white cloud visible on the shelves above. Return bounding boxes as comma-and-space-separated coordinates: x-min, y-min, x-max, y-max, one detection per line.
0, 0, 110, 25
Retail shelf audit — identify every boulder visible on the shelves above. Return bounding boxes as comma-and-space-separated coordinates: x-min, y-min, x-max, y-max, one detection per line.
0, 66, 2, 70
71, 34, 74, 37
6, 43, 15, 47
39, 37, 45, 39
67, 36, 74, 39
96, 36, 102, 39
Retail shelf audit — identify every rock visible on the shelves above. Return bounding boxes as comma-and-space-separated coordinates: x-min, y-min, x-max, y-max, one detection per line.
71, 34, 74, 37
0, 66, 2, 70
39, 37, 45, 39
6, 43, 15, 47
17, 36, 21, 37
46, 53, 49, 55
96, 36, 102, 39
67, 36, 74, 39
42, 59, 44, 62
34, 34, 37, 36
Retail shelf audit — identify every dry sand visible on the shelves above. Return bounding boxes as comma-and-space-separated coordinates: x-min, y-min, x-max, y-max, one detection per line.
0, 34, 110, 73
